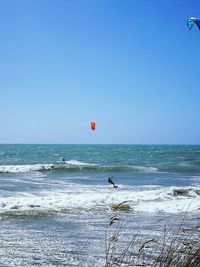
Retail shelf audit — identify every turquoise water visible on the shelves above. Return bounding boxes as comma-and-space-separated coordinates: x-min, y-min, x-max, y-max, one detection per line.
0, 145, 200, 266
1, 144, 200, 173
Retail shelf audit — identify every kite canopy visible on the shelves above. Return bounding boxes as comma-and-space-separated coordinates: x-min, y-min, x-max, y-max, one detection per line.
187, 17, 200, 30
91, 121, 96, 130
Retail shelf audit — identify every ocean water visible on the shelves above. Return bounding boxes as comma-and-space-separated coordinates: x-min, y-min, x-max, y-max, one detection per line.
0, 144, 200, 266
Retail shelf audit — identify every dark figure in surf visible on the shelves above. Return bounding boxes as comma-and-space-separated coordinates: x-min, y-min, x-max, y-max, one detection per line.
63, 158, 66, 163
108, 176, 118, 188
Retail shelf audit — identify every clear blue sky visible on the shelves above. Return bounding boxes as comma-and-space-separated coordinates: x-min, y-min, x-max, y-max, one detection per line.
0, 0, 200, 144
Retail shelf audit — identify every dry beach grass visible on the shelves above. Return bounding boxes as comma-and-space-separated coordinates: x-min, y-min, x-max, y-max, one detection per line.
105, 202, 200, 267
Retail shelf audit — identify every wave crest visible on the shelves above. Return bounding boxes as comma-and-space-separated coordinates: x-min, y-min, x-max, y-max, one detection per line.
0, 186, 200, 215
0, 160, 159, 173
0, 164, 54, 173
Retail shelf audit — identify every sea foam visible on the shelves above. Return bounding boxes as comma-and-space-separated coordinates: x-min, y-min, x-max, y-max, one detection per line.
0, 164, 54, 173
0, 185, 199, 214
0, 162, 159, 173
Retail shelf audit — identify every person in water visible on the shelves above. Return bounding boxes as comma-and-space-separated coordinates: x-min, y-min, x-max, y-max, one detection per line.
62, 158, 66, 162
108, 176, 118, 188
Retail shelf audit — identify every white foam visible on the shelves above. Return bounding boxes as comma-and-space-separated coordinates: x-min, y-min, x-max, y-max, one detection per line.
0, 164, 54, 173
0, 185, 199, 214
64, 159, 98, 166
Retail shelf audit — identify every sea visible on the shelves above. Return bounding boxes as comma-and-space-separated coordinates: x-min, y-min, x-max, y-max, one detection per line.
0, 144, 200, 266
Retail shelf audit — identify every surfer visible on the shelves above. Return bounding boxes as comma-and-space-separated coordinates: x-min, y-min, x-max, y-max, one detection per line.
62, 158, 66, 163
108, 176, 118, 188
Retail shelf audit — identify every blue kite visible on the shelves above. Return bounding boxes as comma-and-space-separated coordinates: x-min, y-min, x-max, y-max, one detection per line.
187, 17, 200, 30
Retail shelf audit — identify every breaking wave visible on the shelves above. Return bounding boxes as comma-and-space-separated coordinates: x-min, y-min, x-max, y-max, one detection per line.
0, 160, 159, 173
0, 185, 199, 216
0, 164, 54, 173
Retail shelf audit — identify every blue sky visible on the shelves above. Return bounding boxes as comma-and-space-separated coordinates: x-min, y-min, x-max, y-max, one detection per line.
0, 0, 200, 144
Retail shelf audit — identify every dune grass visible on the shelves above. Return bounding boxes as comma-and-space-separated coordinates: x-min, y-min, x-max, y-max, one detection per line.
105, 202, 200, 267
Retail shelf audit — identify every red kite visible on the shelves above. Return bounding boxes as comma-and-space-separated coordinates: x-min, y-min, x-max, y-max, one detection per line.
91, 121, 96, 130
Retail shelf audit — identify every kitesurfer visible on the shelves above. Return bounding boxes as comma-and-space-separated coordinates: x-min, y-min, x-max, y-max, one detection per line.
108, 176, 118, 188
